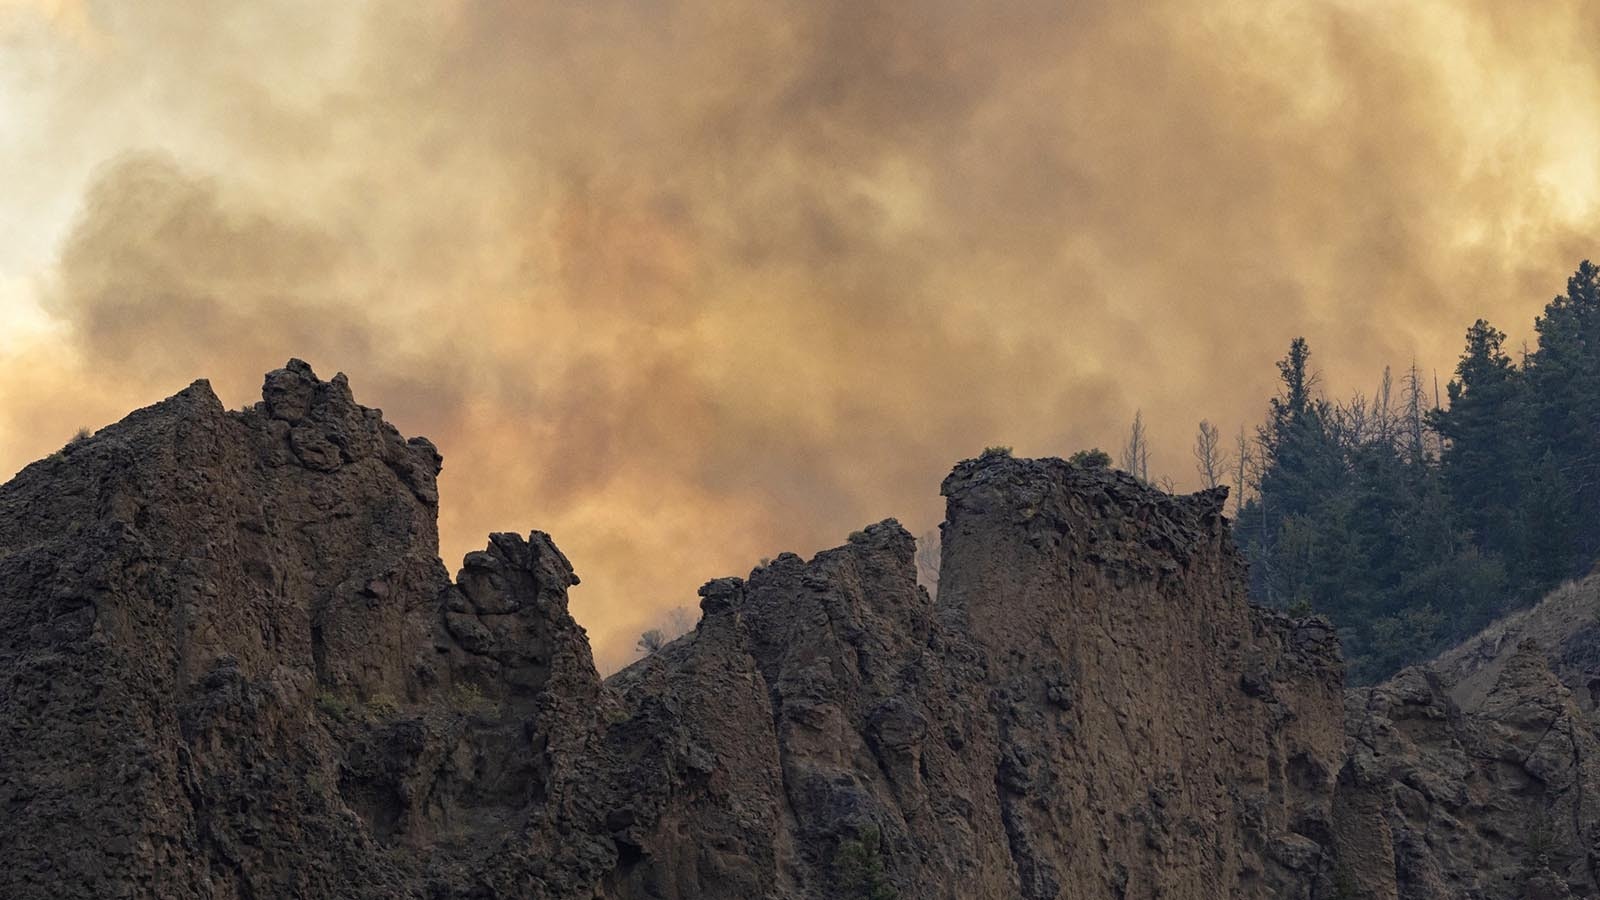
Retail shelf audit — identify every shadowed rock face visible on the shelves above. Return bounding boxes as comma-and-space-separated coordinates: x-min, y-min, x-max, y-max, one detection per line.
0, 362, 1578, 899
1340, 638, 1600, 900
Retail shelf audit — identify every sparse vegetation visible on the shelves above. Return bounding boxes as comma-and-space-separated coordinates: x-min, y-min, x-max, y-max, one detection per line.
637, 628, 666, 655
1330, 866, 1361, 900
1525, 812, 1556, 860
365, 693, 399, 719
981, 445, 1012, 458
60, 427, 91, 454
449, 681, 496, 717
315, 690, 402, 723
636, 606, 698, 658
835, 824, 897, 900
1068, 447, 1112, 468
315, 691, 352, 719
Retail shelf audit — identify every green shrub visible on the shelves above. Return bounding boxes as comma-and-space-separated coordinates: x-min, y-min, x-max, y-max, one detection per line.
836, 824, 897, 900
1068, 448, 1112, 468
981, 445, 1013, 458
366, 693, 399, 719
315, 691, 351, 719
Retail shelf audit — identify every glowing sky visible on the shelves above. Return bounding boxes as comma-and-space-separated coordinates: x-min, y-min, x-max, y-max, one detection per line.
2, 0, 1597, 671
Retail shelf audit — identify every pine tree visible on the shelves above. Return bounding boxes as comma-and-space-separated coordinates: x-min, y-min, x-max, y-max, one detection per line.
1240, 338, 1345, 606
1223, 263, 1600, 682
1431, 319, 1525, 566
1523, 261, 1600, 570
1255, 339, 1343, 531
1240, 336, 1511, 681
1519, 451, 1577, 589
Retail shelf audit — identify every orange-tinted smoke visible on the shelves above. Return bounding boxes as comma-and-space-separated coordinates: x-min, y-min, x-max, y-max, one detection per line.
1, 0, 1596, 671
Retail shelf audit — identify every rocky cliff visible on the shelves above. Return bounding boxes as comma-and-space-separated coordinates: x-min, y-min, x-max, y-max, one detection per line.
0, 361, 1589, 898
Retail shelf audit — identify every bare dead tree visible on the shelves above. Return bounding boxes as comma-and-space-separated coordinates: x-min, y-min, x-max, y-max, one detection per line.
1233, 424, 1253, 516
1335, 390, 1369, 449
1402, 361, 1429, 462
1121, 409, 1151, 483
1193, 419, 1228, 489
1372, 366, 1395, 450
663, 606, 695, 638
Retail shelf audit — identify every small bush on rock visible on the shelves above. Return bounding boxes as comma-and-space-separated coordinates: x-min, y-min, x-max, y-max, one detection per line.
836, 824, 897, 900
1068, 447, 1112, 468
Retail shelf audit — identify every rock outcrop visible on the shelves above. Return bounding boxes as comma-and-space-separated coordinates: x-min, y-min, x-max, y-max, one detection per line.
603, 462, 1346, 899
1336, 577, 1600, 899
4, 361, 1590, 898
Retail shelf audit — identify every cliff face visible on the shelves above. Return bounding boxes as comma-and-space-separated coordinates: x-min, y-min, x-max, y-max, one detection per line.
601, 459, 1346, 900
0, 362, 1574, 899
1, 362, 451, 898
0, 362, 617, 899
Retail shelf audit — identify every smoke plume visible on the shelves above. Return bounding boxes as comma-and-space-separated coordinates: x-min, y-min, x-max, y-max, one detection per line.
2, 0, 1597, 670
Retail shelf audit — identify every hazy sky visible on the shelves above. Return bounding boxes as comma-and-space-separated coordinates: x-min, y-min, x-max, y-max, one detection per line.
2, 0, 1597, 671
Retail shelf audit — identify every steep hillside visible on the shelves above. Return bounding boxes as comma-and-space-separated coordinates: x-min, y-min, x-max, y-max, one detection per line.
1334, 576, 1600, 898
1429, 576, 1600, 713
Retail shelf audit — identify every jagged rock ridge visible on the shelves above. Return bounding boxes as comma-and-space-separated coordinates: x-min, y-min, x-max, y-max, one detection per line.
0, 362, 1587, 898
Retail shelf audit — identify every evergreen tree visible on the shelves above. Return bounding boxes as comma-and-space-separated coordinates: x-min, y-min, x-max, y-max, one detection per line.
1519, 451, 1577, 588
1257, 339, 1344, 524
1431, 319, 1524, 566
1241, 336, 1508, 681
1225, 262, 1600, 682
1239, 338, 1346, 604
1523, 260, 1600, 569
